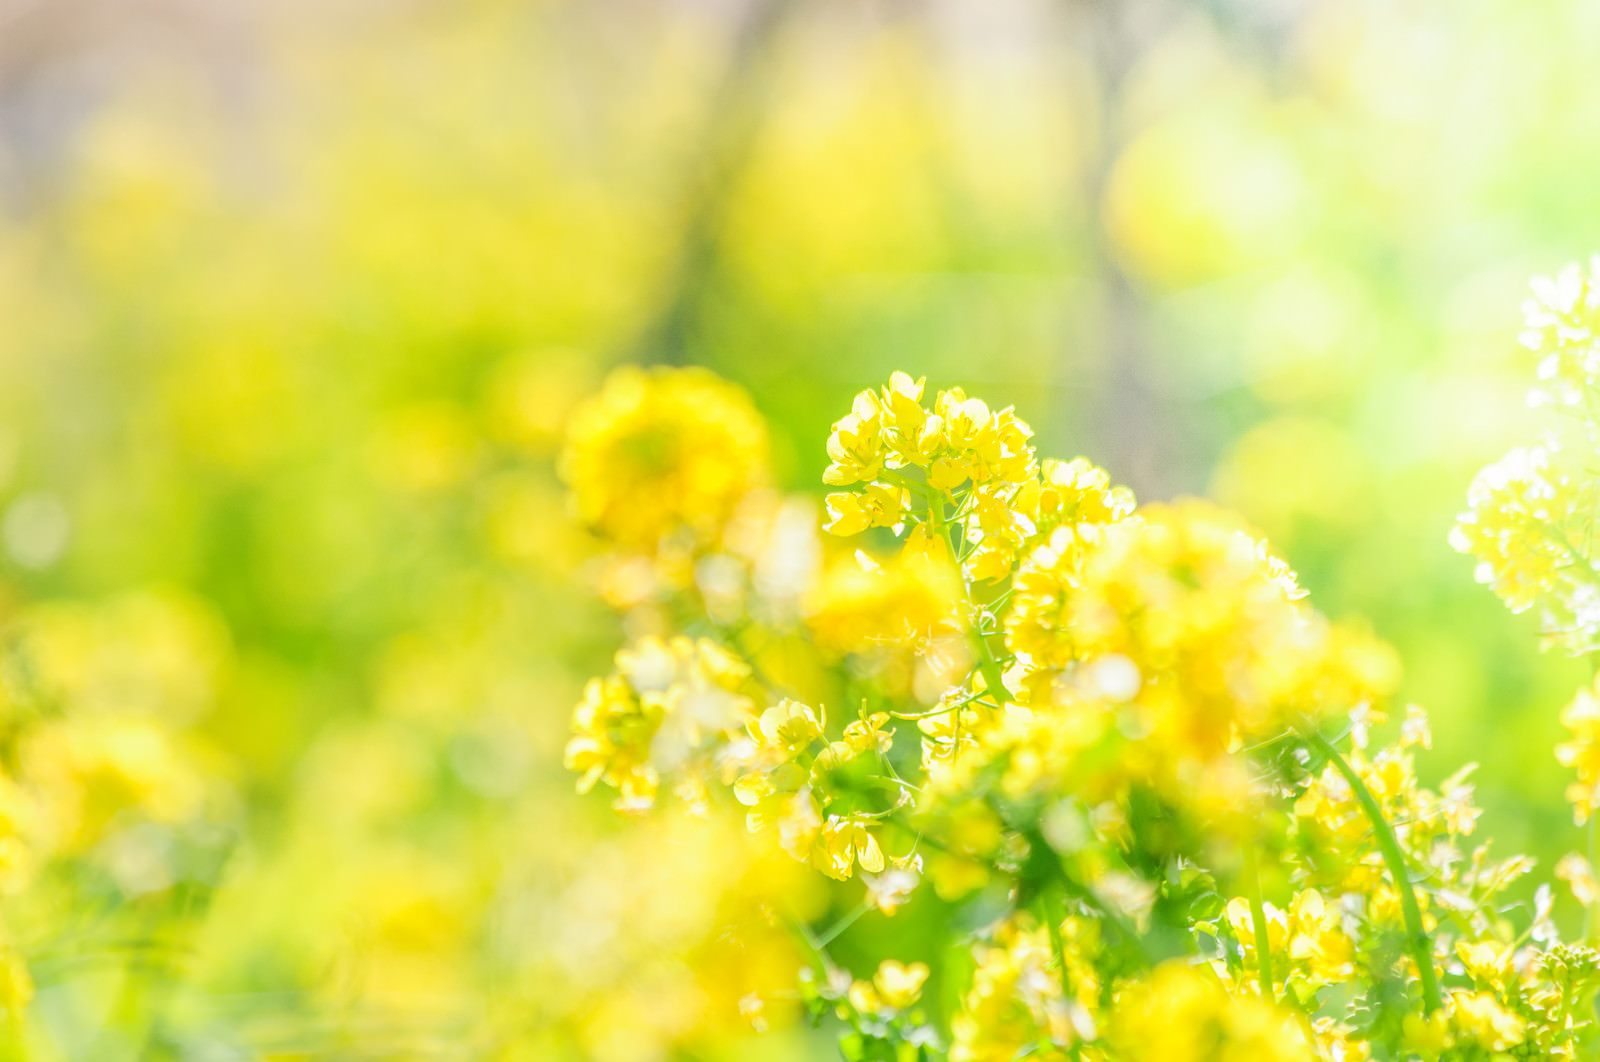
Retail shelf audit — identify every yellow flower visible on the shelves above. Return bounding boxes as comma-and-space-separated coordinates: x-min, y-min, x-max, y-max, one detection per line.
567, 636, 754, 812
1108, 961, 1312, 1062
1447, 990, 1525, 1052
1226, 895, 1288, 969
21, 714, 211, 854
753, 699, 825, 753
1558, 676, 1600, 824
844, 712, 894, 755
926, 389, 1035, 490
1456, 941, 1513, 987
1311, 1018, 1370, 1062
862, 863, 920, 915
1450, 443, 1600, 652
1031, 457, 1136, 531
560, 365, 769, 552
1006, 501, 1397, 816
872, 959, 930, 1009
1286, 889, 1355, 987
1557, 851, 1600, 906
959, 483, 1033, 583
949, 916, 1096, 1062
847, 978, 882, 1015
814, 814, 886, 880
1362, 748, 1414, 804
824, 482, 910, 537
881, 372, 938, 467
916, 701, 986, 777
1399, 703, 1433, 750
736, 777, 825, 869
936, 389, 992, 451
1521, 257, 1600, 408
824, 389, 887, 486
1401, 1010, 1451, 1055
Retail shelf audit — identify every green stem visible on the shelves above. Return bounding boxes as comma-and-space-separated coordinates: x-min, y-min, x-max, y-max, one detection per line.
787, 917, 838, 977
1554, 972, 1577, 1049
1040, 887, 1070, 994
1241, 840, 1275, 1005
928, 490, 1007, 699
814, 899, 873, 948
1307, 732, 1442, 1014
970, 627, 1007, 704
877, 467, 930, 498
887, 687, 1000, 721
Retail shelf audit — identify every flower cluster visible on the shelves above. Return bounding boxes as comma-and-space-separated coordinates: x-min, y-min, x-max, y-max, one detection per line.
564, 635, 755, 812
946, 916, 1095, 1062
1452, 261, 1600, 655
1440, 255, 1600, 1061
1450, 444, 1600, 652
824, 373, 1042, 582
1108, 961, 1311, 1062
0, 590, 235, 1021
559, 365, 793, 616
561, 365, 770, 552
1557, 676, 1600, 824
1455, 260, 1600, 1034
1222, 888, 1356, 993
566, 364, 1600, 1062
1004, 500, 1398, 800
1522, 257, 1600, 409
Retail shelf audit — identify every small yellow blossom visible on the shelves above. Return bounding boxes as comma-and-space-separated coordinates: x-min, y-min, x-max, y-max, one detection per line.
824, 389, 887, 486
862, 863, 920, 914
752, 699, 825, 754
872, 959, 930, 1009
1558, 676, 1600, 823
1030, 457, 1137, 532
1556, 851, 1599, 906
824, 482, 910, 536
843, 712, 894, 755
814, 814, 886, 879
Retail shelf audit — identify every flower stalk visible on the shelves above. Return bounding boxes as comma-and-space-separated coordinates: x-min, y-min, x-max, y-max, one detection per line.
1307, 731, 1442, 1014
1241, 840, 1275, 1006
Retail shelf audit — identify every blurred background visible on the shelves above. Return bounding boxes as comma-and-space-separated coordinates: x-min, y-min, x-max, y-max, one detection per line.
0, 0, 1596, 1057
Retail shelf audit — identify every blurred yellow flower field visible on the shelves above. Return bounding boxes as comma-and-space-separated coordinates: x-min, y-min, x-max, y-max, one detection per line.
2, 1, 1600, 1059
